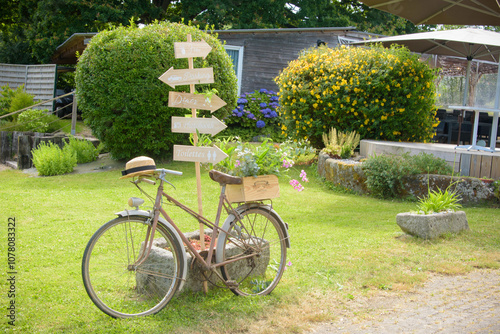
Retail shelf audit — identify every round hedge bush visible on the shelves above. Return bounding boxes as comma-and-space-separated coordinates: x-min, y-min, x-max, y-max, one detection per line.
275, 44, 438, 148
75, 22, 237, 160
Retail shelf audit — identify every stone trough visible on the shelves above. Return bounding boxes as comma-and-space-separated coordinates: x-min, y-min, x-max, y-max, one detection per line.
396, 211, 470, 239
136, 230, 270, 294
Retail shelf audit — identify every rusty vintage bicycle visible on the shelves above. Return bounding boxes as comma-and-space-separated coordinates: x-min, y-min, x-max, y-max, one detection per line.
81, 158, 290, 318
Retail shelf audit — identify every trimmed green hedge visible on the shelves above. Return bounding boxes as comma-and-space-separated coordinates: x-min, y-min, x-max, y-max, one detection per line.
76, 22, 237, 160
275, 44, 438, 148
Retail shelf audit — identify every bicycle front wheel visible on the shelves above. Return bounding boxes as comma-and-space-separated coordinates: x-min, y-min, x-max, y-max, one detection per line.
219, 207, 287, 296
82, 215, 184, 318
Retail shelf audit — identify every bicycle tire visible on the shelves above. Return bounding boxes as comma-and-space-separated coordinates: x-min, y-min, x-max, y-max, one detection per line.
219, 206, 287, 296
82, 215, 184, 318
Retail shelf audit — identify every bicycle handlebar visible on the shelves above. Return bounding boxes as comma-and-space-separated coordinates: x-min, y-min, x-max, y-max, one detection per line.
156, 168, 183, 176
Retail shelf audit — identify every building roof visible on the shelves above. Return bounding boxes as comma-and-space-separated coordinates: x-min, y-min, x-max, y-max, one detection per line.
51, 27, 360, 64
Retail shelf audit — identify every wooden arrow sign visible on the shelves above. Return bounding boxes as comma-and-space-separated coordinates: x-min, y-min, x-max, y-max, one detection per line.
159, 67, 214, 88
174, 40, 212, 59
168, 91, 226, 113
171, 116, 226, 136
173, 145, 228, 164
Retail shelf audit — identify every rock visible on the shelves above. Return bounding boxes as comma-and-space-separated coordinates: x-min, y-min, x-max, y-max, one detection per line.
396, 211, 469, 239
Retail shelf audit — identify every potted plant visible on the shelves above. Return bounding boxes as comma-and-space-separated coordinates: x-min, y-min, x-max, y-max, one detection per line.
396, 180, 469, 239
206, 137, 314, 202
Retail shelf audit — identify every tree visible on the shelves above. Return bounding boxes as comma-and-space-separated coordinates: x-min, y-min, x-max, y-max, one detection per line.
1, 0, 422, 65
1, 0, 169, 64
75, 22, 238, 160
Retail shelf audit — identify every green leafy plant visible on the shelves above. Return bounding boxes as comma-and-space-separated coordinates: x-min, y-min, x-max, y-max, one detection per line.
362, 152, 454, 199
411, 152, 453, 175
321, 127, 360, 159
492, 180, 500, 203
416, 187, 462, 214
66, 136, 100, 164
362, 154, 417, 198
1, 84, 35, 121
75, 21, 237, 160
32, 141, 77, 176
16, 109, 51, 132
275, 44, 438, 147
416, 175, 462, 214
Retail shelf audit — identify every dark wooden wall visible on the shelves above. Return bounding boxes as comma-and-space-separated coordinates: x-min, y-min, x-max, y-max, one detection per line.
216, 28, 371, 95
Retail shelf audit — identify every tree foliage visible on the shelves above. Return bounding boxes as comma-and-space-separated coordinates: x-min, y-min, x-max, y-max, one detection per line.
1, 0, 422, 64
75, 22, 237, 160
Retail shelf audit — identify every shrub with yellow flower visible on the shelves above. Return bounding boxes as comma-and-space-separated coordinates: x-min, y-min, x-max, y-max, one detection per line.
274, 44, 438, 147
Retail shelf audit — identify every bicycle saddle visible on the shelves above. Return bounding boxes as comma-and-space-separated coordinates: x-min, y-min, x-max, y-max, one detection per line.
209, 170, 242, 185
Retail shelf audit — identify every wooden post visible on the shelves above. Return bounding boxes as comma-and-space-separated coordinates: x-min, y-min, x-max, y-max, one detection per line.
71, 94, 77, 136
18, 135, 34, 169
0, 132, 13, 163
186, 34, 209, 293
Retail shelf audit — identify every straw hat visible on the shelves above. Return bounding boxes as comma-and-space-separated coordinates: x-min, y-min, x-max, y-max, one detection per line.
120, 156, 156, 179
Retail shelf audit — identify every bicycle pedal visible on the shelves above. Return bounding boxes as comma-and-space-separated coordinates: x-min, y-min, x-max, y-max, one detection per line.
225, 280, 239, 289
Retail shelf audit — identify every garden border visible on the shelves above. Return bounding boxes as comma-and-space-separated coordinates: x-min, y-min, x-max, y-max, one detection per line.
317, 153, 495, 204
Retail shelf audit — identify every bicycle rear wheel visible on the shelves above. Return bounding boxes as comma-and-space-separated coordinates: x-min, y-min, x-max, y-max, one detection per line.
219, 206, 287, 296
82, 215, 184, 318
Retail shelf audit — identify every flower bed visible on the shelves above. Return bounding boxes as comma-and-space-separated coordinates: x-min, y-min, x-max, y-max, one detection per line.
317, 153, 495, 204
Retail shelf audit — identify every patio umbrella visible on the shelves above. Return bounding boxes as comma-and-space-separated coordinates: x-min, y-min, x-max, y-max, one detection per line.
354, 28, 500, 145
357, 0, 500, 26
355, 28, 500, 104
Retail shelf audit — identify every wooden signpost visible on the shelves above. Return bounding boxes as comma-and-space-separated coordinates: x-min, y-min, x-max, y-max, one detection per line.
171, 116, 226, 135
168, 91, 226, 112
159, 34, 227, 292
159, 67, 214, 88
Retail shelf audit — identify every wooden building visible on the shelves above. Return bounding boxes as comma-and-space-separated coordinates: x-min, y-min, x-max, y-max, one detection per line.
51, 27, 374, 95
214, 27, 374, 95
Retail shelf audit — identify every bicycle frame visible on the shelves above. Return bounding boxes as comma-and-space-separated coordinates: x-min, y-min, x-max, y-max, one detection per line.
131, 172, 248, 276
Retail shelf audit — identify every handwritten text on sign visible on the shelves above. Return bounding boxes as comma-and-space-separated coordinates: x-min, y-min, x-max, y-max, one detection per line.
174, 40, 212, 59
168, 91, 226, 113
171, 116, 226, 136
173, 145, 228, 164
158, 67, 214, 88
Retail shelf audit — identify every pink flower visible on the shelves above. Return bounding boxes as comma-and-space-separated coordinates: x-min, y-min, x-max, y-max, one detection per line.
282, 158, 293, 168
289, 179, 304, 192
300, 170, 309, 182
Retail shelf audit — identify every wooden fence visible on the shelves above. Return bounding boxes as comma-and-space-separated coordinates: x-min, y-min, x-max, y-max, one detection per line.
0, 64, 57, 110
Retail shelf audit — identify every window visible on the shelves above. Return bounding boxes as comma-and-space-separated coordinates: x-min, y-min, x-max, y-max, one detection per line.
224, 45, 244, 95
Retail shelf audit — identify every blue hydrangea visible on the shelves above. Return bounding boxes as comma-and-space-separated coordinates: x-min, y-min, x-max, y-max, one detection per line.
259, 102, 267, 108
256, 120, 266, 128
237, 98, 248, 104
237, 112, 243, 117
259, 88, 269, 94
269, 102, 280, 109
270, 96, 279, 102
247, 113, 255, 119
269, 110, 278, 118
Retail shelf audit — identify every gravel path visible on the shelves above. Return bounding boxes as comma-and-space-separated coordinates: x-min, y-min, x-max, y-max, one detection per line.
309, 269, 500, 334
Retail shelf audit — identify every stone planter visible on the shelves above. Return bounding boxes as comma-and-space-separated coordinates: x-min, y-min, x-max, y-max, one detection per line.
136, 230, 269, 293
396, 211, 469, 239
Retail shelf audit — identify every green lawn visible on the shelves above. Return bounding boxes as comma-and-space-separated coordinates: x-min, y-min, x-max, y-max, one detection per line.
0, 162, 498, 333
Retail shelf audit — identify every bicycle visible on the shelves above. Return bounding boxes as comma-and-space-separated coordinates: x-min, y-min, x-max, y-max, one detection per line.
81, 156, 290, 318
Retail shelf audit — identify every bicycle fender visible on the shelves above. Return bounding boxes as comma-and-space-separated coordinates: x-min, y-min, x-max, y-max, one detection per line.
115, 209, 188, 292
215, 203, 291, 265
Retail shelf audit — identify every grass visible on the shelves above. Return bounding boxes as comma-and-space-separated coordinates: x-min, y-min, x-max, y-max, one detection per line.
0, 162, 498, 333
